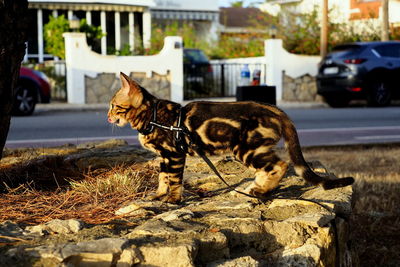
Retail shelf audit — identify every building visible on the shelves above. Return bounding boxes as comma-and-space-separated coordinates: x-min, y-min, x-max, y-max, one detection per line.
26, 0, 155, 63
26, 0, 220, 63
350, 0, 400, 26
151, 0, 219, 42
219, 7, 272, 38
261, 0, 400, 24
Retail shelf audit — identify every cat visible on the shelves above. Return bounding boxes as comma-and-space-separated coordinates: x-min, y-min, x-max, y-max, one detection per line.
108, 72, 354, 203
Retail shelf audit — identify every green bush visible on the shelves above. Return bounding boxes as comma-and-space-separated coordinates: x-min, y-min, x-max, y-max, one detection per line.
44, 15, 70, 59
278, 5, 398, 55
44, 15, 104, 59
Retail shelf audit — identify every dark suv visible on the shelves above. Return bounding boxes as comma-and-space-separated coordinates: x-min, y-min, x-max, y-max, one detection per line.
317, 41, 400, 107
183, 48, 213, 99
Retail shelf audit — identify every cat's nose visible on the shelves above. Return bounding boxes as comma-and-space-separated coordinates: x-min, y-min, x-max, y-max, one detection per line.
107, 117, 113, 123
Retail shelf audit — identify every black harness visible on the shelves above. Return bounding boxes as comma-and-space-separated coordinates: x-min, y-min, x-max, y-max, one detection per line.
138, 100, 189, 153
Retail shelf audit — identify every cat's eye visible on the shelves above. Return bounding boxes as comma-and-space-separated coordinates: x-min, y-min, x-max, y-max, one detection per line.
116, 105, 130, 110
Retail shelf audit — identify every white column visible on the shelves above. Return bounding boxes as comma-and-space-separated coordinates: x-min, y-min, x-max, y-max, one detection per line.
265, 39, 283, 102
37, 9, 44, 63
114, 11, 121, 51
128, 12, 135, 52
142, 8, 151, 49
100, 11, 107, 55
86, 11, 92, 25
68, 10, 73, 20
52, 10, 58, 18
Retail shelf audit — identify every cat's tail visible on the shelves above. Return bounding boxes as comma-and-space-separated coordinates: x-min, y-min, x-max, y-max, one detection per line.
281, 115, 354, 190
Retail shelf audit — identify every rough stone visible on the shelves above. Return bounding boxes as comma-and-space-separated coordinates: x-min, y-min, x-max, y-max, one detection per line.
154, 208, 195, 221
137, 240, 198, 267
208, 256, 261, 267
84, 71, 171, 104
283, 73, 321, 102
24, 219, 84, 235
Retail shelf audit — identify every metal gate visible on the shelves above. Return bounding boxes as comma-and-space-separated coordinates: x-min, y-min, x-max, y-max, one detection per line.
184, 62, 266, 100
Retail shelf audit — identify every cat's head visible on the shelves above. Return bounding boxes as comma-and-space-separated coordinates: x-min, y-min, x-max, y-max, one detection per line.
107, 72, 149, 127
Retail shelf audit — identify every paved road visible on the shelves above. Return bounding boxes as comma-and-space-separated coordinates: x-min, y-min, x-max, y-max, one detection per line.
5, 106, 400, 148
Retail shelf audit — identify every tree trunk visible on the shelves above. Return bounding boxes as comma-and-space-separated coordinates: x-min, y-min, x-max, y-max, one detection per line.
381, 0, 389, 41
0, 0, 28, 160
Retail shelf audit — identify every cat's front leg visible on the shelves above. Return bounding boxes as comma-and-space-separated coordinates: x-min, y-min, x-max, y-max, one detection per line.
148, 171, 169, 200
149, 154, 186, 203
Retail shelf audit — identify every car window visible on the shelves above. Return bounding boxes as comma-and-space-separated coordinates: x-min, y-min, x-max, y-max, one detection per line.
184, 50, 209, 64
329, 44, 364, 57
332, 44, 362, 52
374, 44, 400, 58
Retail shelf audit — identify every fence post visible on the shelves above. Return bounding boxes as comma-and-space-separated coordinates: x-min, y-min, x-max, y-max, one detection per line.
220, 63, 225, 96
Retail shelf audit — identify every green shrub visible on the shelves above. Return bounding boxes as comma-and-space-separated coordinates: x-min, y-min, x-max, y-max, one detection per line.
44, 15, 70, 59
44, 15, 104, 59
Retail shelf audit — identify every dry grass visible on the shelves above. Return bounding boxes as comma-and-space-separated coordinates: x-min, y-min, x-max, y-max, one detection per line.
301, 144, 400, 266
0, 164, 158, 225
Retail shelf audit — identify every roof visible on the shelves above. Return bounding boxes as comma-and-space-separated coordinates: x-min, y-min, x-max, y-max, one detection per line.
28, 0, 155, 7
151, 0, 218, 12
219, 7, 271, 28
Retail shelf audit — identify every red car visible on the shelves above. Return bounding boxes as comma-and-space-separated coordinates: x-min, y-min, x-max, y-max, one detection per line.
14, 67, 51, 116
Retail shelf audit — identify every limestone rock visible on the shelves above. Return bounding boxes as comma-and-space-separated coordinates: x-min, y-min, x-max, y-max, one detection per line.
6, 238, 137, 266
115, 203, 153, 217
208, 256, 261, 267
24, 219, 84, 235
154, 208, 195, 221
137, 240, 198, 267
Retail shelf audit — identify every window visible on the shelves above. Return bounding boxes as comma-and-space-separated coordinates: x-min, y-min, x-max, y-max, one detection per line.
374, 44, 400, 58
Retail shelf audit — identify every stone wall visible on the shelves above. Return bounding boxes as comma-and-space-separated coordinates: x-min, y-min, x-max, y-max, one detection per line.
0, 141, 354, 266
85, 71, 171, 103
282, 72, 323, 102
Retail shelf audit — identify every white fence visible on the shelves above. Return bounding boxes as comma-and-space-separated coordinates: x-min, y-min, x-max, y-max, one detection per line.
210, 40, 320, 102
63, 33, 183, 104
63, 33, 320, 104
210, 57, 267, 97
265, 39, 321, 101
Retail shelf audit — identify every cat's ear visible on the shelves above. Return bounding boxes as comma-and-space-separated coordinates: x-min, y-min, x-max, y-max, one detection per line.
119, 72, 143, 108
120, 72, 131, 93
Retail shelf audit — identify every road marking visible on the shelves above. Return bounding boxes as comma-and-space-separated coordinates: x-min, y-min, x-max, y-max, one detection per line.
355, 135, 400, 140
6, 135, 139, 145
298, 125, 400, 133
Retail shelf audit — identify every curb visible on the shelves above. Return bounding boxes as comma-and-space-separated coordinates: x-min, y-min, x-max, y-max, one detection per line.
36, 101, 328, 113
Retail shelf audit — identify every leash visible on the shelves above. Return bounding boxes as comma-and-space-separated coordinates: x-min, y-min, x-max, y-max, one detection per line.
139, 101, 262, 199
138, 101, 350, 205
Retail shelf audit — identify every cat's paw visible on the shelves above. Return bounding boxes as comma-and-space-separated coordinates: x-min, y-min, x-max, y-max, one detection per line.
147, 192, 167, 201
161, 194, 181, 204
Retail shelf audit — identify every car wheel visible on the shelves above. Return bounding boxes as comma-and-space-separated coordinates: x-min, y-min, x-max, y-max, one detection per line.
323, 94, 350, 108
367, 80, 391, 107
13, 85, 37, 116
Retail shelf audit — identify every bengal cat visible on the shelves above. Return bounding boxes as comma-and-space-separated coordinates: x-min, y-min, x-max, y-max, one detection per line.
108, 73, 354, 203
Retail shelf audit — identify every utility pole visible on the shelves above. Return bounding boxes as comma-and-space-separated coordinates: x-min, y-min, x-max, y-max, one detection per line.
320, 0, 328, 58
381, 0, 389, 41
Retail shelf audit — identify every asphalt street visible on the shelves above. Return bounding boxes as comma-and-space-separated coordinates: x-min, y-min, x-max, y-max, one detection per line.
5, 105, 400, 148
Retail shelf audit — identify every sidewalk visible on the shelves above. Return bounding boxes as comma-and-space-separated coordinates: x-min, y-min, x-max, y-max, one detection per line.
36, 100, 328, 113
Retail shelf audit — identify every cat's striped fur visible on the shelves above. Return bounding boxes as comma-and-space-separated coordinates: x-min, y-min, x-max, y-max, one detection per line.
108, 73, 354, 203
